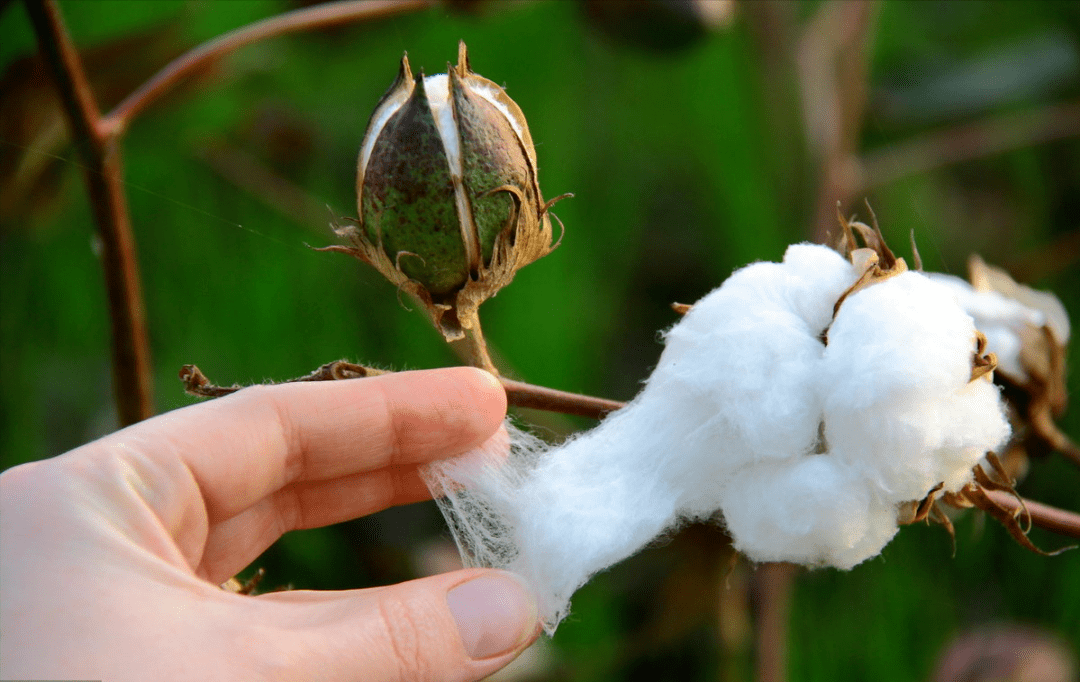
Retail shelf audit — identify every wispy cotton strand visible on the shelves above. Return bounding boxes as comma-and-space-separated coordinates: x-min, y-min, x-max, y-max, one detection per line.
423, 243, 1011, 632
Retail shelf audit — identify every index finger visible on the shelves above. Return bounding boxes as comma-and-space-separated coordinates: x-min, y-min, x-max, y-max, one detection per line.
142, 367, 506, 522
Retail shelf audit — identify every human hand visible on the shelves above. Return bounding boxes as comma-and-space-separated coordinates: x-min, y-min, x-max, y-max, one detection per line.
1, 367, 539, 682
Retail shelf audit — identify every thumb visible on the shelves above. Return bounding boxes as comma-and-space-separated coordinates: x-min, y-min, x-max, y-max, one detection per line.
258, 569, 541, 682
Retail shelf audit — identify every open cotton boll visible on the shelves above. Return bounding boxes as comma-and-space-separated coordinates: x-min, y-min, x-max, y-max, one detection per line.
823, 272, 979, 403
821, 271, 1011, 500
423, 243, 1012, 633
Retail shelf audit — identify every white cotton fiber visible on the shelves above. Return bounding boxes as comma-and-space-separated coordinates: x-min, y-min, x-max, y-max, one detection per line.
927, 272, 1069, 382
819, 271, 1011, 500
422, 243, 1012, 633
719, 458, 899, 569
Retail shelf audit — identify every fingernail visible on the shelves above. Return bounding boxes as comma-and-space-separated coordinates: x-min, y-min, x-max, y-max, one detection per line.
447, 571, 538, 659
472, 367, 501, 391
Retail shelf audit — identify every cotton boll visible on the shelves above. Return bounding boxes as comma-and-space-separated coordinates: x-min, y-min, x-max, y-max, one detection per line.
423, 243, 1013, 634
823, 271, 978, 406
719, 457, 898, 569
826, 384, 1008, 501
820, 272, 1008, 501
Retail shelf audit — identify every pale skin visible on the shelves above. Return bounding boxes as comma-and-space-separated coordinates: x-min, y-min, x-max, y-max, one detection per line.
1, 367, 540, 682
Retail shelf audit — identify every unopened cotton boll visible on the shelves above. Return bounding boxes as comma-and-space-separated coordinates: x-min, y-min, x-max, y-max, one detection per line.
422, 243, 1011, 633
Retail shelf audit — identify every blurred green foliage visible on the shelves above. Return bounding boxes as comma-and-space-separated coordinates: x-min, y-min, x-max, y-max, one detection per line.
2, 1, 1078, 680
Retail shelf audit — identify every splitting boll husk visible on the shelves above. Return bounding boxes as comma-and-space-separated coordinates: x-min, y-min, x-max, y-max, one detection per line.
326, 42, 566, 353
929, 256, 1076, 474
423, 232, 1014, 633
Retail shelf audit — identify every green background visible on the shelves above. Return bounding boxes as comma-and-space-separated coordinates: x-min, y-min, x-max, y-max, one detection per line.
2, 1, 1078, 679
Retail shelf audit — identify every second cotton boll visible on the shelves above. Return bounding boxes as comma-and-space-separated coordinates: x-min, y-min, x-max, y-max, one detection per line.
422, 243, 1011, 632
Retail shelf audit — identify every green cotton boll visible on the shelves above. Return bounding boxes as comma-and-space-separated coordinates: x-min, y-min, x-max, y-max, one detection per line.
357, 43, 544, 296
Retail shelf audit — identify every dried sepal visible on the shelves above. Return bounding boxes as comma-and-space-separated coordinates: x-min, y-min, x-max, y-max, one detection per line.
970, 331, 998, 383
899, 482, 944, 525
972, 453, 1030, 531
831, 201, 908, 317
898, 484, 961, 557
929, 501, 958, 556
962, 484, 1065, 556
671, 302, 693, 315
926, 453, 1075, 556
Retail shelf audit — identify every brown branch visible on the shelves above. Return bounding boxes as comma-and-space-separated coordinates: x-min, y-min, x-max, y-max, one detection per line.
102, 0, 437, 134
500, 378, 625, 420
180, 362, 1080, 542
181, 362, 625, 420
25, 0, 154, 426
856, 100, 1080, 192
983, 489, 1080, 541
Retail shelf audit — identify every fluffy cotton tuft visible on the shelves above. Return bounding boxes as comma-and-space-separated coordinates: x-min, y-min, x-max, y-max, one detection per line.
927, 272, 1070, 382
422, 243, 1011, 632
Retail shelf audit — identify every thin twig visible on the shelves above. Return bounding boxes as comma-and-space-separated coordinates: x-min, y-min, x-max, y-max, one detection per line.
983, 489, 1080, 541
500, 378, 625, 420
180, 362, 624, 420
102, 0, 437, 135
25, 0, 154, 426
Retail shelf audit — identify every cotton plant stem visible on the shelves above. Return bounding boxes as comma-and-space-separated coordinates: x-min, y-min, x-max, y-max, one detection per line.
101, 0, 437, 135
751, 562, 797, 682
449, 317, 500, 376
500, 378, 624, 419
25, 0, 154, 426
984, 489, 1080, 541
